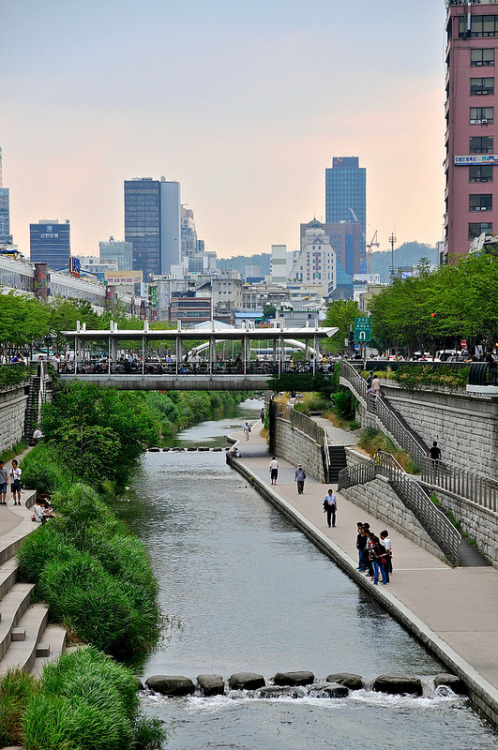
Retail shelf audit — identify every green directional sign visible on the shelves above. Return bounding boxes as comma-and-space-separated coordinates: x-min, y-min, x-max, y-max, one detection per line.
354, 317, 372, 342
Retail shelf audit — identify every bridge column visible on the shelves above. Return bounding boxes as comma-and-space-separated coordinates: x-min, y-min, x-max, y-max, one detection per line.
142, 336, 146, 375
175, 335, 182, 376
209, 336, 215, 375
313, 335, 317, 374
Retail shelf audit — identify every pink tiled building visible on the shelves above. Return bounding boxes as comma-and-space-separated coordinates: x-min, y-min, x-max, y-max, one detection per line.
445, 1, 498, 259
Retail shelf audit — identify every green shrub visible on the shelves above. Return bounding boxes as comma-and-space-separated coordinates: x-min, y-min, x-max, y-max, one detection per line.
0, 669, 38, 747
21, 648, 165, 750
332, 390, 357, 420
20, 445, 70, 495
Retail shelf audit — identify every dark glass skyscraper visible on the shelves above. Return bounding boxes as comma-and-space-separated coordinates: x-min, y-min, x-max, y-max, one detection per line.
325, 157, 366, 272
30, 220, 70, 270
0, 148, 12, 246
124, 177, 180, 279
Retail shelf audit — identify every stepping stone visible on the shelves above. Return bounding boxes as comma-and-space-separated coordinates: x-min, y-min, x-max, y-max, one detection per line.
326, 672, 363, 690
229, 672, 265, 690
145, 675, 195, 696
197, 674, 225, 696
11, 628, 26, 641
35, 642, 50, 657
373, 673, 423, 696
273, 671, 314, 687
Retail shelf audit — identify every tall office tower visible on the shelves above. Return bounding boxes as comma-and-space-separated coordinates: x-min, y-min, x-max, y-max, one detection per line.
99, 237, 133, 270
0, 148, 13, 247
30, 220, 70, 269
300, 219, 362, 278
124, 177, 181, 279
181, 206, 198, 259
444, 2, 498, 259
271, 244, 287, 284
325, 156, 366, 271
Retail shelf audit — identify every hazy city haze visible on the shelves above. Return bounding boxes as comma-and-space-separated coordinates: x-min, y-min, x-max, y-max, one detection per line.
2, 0, 446, 258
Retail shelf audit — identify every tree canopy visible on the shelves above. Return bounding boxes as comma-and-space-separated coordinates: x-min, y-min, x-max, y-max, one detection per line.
367, 253, 498, 353
322, 299, 365, 354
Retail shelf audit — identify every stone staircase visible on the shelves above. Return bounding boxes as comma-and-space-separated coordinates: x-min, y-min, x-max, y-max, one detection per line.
0, 492, 67, 676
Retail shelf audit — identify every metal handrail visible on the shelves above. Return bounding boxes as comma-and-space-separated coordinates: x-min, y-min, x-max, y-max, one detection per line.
340, 360, 498, 514
338, 450, 461, 565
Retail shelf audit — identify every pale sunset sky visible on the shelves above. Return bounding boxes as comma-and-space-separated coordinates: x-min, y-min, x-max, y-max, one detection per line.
2, 0, 447, 259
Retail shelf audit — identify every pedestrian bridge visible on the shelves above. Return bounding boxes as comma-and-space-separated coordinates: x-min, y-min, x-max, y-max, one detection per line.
58, 322, 338, 390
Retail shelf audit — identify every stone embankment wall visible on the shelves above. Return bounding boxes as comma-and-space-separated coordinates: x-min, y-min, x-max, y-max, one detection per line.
421, 482, 498, 568
271, 416, 325, 482
0, 385, 29, 454
378, 381, 498, 477
342, 449, 445, 562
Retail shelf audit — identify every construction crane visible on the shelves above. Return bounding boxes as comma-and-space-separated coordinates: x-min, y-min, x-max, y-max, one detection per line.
367, 230, 380, 274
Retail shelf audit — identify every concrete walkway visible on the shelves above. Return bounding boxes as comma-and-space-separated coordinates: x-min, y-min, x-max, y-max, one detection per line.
231, 420, 498, 726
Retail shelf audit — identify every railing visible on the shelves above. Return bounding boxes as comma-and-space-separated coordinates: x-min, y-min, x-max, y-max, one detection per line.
340, 360, 498, 514
272, 400, 325, 446
57, 359, 335, 378
340, 361, 427, 463
338, 451, 461, 566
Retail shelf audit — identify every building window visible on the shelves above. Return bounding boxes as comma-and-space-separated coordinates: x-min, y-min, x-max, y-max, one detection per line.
460, 16, 498, 38
471, 48, 495, 66
469, 164, 493, 182
470, 194, 493, 211
470, 77, 494, 95
469, 136, 494, 153
469, 222, 493, 239
470, 107, 494, 124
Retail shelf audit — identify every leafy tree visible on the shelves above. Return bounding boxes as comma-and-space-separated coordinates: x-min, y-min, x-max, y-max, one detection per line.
263, 303, 276, 319
322, 299, 364, 354
0, 293, 51, 352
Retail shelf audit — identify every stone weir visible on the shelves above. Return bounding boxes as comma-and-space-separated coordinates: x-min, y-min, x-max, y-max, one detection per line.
144, 670, 465, 699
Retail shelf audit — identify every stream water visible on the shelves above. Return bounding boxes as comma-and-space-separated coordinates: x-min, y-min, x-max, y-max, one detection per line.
118, 398, 497, 750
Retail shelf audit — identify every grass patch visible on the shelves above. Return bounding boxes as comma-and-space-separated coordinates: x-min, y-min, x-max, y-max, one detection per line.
358, 427, 419, 474
0, 439, 28, 464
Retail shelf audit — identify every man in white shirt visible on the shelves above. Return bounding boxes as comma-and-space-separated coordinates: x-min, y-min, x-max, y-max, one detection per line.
269, 457, 279, 485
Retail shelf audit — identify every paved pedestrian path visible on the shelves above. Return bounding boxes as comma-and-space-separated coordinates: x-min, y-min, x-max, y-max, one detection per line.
231, 420, 498, 724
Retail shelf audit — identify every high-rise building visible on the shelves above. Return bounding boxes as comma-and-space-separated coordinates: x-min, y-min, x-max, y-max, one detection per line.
444, 2, 498, 259
99, 237, 133, 270
124, 177, 181, 279
300, 219, 362, 278
30, 220, 70, 270
181, 206, 198, 259
0, 148, 13, 247
325, 156, 366, 271
270, 244, 287, 284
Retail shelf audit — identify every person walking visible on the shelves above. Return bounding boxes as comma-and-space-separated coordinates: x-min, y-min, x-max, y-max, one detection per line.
260, 407, 265, 423
356, 521, 367, 571
323, 489, 337, 527
269, 457, 279, 485
380, 530, 393, 576
371, 375, 381, 397
368, 532, 388, 585
9, 459, 22, 506
294, 465, 306, 495
242, 422, 251, 441
0, 461, 7, 505
428, 441, 441, 473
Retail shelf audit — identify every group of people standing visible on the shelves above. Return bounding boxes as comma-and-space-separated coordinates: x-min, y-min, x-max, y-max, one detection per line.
356, 522, 392, 585
0, 459, 22, 506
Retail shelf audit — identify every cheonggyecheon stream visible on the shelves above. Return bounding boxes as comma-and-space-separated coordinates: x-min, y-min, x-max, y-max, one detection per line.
116, 398, 497, 750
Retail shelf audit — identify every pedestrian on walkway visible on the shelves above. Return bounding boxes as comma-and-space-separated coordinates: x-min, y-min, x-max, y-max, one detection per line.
380, 530, 393, 575
0, 461, 7, 505
260, 407, 265, 423
242, 422, 251, 441
9, 460, 22, 506
294, 465, 306, 495
323, 489, 337, 527
356, 521, 367, 570
363, 523, 374, 577
428, 441, 441, 472
269, 457, 279, 485
368, 532, 388, 585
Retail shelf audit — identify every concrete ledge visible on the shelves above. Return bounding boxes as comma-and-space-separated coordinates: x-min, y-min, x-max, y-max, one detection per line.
59, 374, 272, 391
230, 457, 498, 728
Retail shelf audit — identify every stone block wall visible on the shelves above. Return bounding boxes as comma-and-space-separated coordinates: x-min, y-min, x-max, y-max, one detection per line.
422, 482, 498, 568
0, 386, 29, 454
343, 449, 445, 561
272, 417, 325, 482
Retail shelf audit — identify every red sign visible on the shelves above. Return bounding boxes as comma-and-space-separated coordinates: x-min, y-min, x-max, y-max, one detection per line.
461, 340, 467, 348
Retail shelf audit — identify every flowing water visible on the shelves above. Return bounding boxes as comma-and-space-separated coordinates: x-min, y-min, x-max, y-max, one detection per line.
118, 398, 498, 750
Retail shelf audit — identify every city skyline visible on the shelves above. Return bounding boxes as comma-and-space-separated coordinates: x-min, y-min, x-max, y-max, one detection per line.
2, 0, 446, 260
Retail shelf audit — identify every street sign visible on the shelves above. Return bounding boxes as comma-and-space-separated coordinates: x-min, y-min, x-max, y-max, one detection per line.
461, 340, 467, 348
354, 317, 372, 342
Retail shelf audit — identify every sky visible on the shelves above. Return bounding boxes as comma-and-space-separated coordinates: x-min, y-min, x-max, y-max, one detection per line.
1, 0, 448, 259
